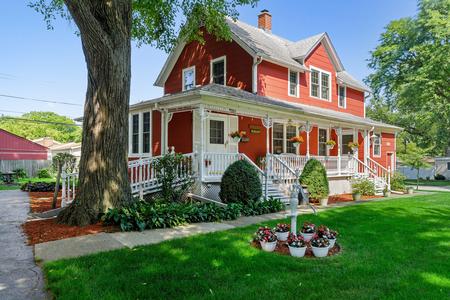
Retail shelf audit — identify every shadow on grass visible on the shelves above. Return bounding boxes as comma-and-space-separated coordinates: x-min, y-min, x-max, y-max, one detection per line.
45, 194, 450, 300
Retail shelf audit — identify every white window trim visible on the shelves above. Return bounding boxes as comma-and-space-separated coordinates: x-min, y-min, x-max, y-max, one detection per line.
182, 66, 196, 91
210, 56, 227, 86
317, 127, 329, 156
271, 121, 299, 154
142, 111, 152, 154
130, 113, 140, 155
338, 85, 347, 108
372, 133, 382, 158
309, 66, 332, 102
288, 69, 299, 97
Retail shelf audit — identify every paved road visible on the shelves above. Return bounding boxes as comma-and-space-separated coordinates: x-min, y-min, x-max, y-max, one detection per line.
0, 190, 46, 300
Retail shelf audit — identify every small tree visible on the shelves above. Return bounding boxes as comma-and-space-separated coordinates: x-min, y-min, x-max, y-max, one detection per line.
399, 143, 431, 190
52, 153, 76, 209
299, 159, 329, 200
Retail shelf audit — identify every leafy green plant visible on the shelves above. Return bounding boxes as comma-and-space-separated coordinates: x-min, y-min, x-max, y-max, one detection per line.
13, 168, 27, 179
219, 160, 262, 204
351, 178, 375, 196
299, 159, 329, 200
390, 172, 406, 191
37, 168, 52, 179
434, 174, 446, 180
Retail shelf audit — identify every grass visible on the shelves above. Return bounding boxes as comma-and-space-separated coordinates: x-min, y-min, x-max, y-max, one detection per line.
0, 177, 55, 190
44, 193, 450, 300
405, 179, 450, 187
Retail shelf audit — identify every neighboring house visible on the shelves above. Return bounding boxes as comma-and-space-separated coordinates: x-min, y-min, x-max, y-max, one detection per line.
0, 129, 50, 177
49, 142, 81, 163
397, 157, 436, 180
435, 157, 450, 179
32, 137, 62, 148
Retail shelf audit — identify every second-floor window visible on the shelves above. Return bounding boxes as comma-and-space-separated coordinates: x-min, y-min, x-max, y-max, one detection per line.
182, 66, 195, 91
211, 56, 226, 85
132, 114, 139, 154
142, 112, 151, 153
338, 85, 346, 108
289, 70, 299, 97
310, 67, 331, 101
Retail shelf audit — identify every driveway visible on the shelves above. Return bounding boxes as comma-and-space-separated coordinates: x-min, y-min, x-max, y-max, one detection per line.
0, 190, 46, 300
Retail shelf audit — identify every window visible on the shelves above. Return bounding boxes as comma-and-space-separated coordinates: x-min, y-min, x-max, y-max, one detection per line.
286, 125, 297, 154
310, 67, 331, 101
211, 57, 225, 85
447, 162, 450, 170
273, 123, 284, 154
209, 120, 224, 144
142, 112, 151, 153
373, 134, 381, 157
132, 114, 139, 154
338, 85, 346, 108
289, 70, 298, 97
342, 134, 353, 154
182, 66, 195, 91
311, 70, 320, 98
318, 128, 328, 156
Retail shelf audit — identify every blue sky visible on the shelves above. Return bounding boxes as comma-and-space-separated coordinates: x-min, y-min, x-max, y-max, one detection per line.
0, 0, 418, 119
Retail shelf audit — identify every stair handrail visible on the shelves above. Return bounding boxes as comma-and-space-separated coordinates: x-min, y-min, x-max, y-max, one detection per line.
367, 156, 388, 173
352, 156, 389, 190
269, 153, 297, 180
366, 156, 390, 187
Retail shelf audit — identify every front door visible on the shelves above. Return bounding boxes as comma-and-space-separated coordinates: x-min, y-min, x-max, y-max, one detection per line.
387, 152, 395, 171
205, 113, 238, 153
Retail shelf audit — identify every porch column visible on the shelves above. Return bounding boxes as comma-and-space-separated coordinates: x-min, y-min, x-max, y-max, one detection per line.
336, 127, 342, 175
305, 121, 311, 159
262, 115, 273, 200
198, 106, 206, 182
161, 110, 173, 155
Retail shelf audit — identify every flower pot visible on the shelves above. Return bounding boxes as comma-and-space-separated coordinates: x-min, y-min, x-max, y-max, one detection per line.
326, 145, 335, 150
406, 187, 414, 194
352, 192, 361, 201
293, 142, 300, 148
327, 238, 336, 248
312, 246, 329, 257
232, 136, 241, 143
276, 231, 289, 242
383, 191, 391, 197
301, 232, 314, 242
288, 245, 307, 257
260, 241, 277, 252
351, 147, 359, 153
320, 198, 328, 206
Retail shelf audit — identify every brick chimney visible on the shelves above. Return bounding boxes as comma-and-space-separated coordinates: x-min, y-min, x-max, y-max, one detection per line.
258, 9, 272, 32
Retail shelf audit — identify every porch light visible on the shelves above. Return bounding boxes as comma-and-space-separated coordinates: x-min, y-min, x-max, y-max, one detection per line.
370, 133, 378, 144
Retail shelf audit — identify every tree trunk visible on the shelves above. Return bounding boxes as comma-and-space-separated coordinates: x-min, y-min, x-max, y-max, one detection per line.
52, 164, 61, 209
58, 0, 133, 226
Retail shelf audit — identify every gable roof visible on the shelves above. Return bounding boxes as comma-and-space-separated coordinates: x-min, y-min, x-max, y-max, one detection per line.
155, 17, 368, 92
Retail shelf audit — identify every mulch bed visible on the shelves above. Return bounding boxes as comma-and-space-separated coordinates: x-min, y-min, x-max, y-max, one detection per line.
23, 191, 118, 245
328, 193, 382, 204
251, 240, 341, 257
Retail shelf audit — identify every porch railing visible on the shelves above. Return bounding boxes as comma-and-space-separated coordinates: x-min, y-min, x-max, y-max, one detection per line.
61, 170, 78, 207
277, 154, 353, 175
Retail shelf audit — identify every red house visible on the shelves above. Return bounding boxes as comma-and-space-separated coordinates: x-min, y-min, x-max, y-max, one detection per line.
126, 10, 401, 199
0, 129, 48, 160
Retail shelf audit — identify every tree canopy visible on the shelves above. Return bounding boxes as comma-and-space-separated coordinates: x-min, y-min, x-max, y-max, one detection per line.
0, 111, 81, 142
365, 0, 450, 155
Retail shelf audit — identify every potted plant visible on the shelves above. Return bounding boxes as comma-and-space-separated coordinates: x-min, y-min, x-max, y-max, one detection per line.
300, 222, 315, 242
317, 225, 338, 248
325, 140, 336, 150
406, 186, 414, 194
383, 187, 391, 197
320, 197, 328, 206
274, 223, 290, 241
255, 226, 277, 252
310, 234, 330, 257
348, 141, 359, 153
289, 136, 304, 148
229, 131, 245, 143
352, 190, 361, 201
287, 233, 307, 257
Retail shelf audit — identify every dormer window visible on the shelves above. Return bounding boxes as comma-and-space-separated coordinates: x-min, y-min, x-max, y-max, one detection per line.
211, 56, 226, 85
338, 85, 346, 108
182, 66, 195, 91
310, 66, 331, 101
288, 70, 299, 97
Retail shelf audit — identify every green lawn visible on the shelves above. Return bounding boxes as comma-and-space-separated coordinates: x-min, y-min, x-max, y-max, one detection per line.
405, 179, 450, 187
44, 193, 450, 300
0, 177, 55, 190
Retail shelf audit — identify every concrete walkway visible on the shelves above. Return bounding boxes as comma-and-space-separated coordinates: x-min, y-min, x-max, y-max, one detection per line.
0, 191, 46, 300
412, 185, 450, 192
34, 192, 430, 263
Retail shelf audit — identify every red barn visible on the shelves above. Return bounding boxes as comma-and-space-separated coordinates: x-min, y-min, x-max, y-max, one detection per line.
0, 129, 48, 160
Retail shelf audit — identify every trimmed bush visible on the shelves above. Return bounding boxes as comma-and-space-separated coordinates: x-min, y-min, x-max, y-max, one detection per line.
37, 168, 52, 178
299, 158, 329, 200
390, 172, 406, 191
13, 168, 27, 179
351, 178, 375, 196
219, 160, 262, 204
103, 197, 284, 231
434, 174, 446, 180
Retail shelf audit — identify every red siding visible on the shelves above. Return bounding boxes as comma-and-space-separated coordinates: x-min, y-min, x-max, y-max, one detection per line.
168, 111, 193, 154
370, 132, 396, 169
0, 129, 48, 160
238, 116, 268, 162
164, 31, 253, 94
152, 111, 161, 156
258, 43, 365, 116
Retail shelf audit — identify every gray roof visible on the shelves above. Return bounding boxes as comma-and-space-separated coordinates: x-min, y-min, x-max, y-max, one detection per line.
337, 71, 370, 92
132, 84, 400, 130
287, 33, 324, 59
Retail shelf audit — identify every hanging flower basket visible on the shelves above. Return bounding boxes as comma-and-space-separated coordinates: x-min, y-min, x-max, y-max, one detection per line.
289, 136, 304, 148
348, 142, 359, 153
229, 131, 245, 143
325, 140, 336, 150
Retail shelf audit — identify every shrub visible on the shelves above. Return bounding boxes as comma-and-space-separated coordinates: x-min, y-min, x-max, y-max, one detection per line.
219, 160, 262, 204
351, 177, 375, 196
299, 159, 329, 200
434, 174, 446, 180
21, 182, 59, 192
390, 172, 406, 191
13, 168, 27, 179
103, 197, 284, 232
37, 168, 52, 178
